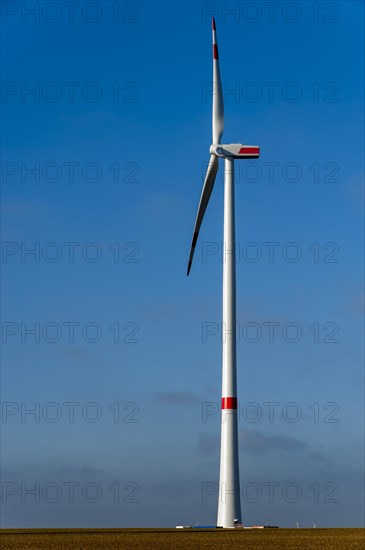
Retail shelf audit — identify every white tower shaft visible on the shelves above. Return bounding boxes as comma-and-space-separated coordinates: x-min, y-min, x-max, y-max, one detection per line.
217, 157, 241, 528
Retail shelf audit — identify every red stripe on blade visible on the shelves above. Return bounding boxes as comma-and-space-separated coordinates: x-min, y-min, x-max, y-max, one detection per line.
213, 44, 218, 59
212, 17, 216, 30
222, 397, 238, 409
238, 147, 260, 155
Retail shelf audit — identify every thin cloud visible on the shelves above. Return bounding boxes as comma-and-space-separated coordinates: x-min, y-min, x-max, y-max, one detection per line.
52, 465, 106, 480
239, 429, 309, 454
197, 433, 220, 454
197, 429, 309, 456
306, 451, 332, 467
155, 391, 202, 406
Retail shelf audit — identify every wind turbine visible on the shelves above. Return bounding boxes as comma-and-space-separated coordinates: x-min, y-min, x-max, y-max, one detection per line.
187, 18, 260, 528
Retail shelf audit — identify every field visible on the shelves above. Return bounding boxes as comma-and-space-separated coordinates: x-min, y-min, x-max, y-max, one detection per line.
1, 528, 364, 549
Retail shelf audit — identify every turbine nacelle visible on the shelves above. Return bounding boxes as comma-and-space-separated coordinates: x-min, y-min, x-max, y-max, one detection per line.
210, 144, 260, 159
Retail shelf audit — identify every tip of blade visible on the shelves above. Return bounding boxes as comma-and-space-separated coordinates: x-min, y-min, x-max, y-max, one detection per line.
187, 262, 192, 276
212, 17, 216, 30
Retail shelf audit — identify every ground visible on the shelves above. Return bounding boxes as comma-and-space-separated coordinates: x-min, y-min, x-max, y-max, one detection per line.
1, 528, 364, 549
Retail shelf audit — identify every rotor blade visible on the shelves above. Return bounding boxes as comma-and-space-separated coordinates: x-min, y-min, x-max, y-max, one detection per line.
187, 154, 219, 276
212, 17, 224, 144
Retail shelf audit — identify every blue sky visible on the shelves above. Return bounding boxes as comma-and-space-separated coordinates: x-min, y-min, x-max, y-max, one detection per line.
1, 0, 364, 528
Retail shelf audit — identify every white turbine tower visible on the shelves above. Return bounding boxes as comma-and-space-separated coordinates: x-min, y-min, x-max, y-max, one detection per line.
187, 18, 260, 529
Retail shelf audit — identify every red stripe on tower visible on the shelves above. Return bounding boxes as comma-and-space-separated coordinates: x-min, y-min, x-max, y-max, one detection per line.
213, 44, 219, 59
222, 397, 238, 409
